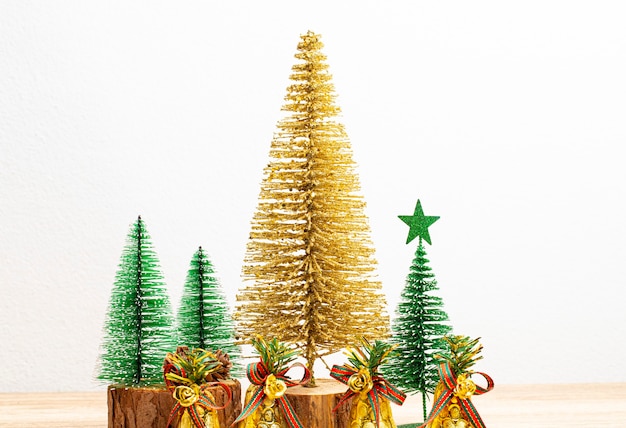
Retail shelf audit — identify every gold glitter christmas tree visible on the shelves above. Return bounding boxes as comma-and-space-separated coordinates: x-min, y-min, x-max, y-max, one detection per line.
235, 31, 389, 383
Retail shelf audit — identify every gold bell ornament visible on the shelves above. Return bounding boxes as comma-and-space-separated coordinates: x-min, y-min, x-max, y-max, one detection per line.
331, 337, 406, 428
163, 347, 233, 428
420, 336, 494, 428
233, 336, 311, 428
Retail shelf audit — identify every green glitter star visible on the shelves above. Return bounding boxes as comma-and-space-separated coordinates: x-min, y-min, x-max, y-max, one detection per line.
398, 199, 440, 245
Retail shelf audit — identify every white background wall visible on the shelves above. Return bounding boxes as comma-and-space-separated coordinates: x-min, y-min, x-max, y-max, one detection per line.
1, 1, 625, 392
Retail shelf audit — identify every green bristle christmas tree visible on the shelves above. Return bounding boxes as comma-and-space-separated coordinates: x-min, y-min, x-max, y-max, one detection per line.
97, 215, 175, 386
385, 200, 452, 421
176, 246, 242, 376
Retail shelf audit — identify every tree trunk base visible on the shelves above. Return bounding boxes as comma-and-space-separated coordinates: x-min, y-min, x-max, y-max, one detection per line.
107, 379, 242, 428
284, 378, 352, 428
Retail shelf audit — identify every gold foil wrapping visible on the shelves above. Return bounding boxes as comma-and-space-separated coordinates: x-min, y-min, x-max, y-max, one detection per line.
426, 382, 472, 428
172, 384, 220, 428
237, 384, 286, 428
349, 394, 398, 428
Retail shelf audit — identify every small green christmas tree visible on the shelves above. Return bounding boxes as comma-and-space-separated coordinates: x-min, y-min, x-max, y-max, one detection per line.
176, 246, 241, 375
385, 200, 452, 421
97, 216, 175, 386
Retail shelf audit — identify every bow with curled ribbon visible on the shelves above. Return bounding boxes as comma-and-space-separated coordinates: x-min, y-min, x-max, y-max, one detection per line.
232, 358, 311, 428
419, 362, 494, 428
163, 348, 233, 428
330, 363, 406, 427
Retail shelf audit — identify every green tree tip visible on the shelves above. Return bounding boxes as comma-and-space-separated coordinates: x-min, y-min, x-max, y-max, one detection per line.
345, 337, 397, 373
164, 347, 222, 386
435, 335, 483, 375
252, 335, 300, 375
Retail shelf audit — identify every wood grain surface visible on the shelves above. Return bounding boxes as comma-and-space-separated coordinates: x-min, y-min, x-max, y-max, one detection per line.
1, 383, 625, 427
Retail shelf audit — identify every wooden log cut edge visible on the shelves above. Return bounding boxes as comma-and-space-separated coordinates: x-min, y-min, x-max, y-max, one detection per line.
283, 378, 353, 428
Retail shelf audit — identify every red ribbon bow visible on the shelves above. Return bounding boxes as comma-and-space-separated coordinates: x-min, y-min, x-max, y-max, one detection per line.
419, 362, 494, 428
330, 364, 406, 427
232, 360, 311, 428
164, 362, 232, 428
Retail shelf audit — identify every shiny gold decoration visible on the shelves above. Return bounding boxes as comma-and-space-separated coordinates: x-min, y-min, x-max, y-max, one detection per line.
348, 368, 374, 395
332, 338, 406, 428
257, 402, 284, 428
177, 399, 220, 428
238, 385, 286, 428
234, 336, 311, 428
453, 374, 476, 400
264, 374, 287, 400
174, 384, 201, 407
350, 394, 397, 428
429, 397, 469, 428
235, 30, 389, 380
422, 336, 494, 428
163, 347, 232, 428
428, 388, 471, 428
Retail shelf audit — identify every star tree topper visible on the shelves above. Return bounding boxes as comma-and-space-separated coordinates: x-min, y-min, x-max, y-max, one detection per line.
399, 199, 440, 245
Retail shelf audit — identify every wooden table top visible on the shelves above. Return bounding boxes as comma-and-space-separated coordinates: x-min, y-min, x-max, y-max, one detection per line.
1, 383, 625, 427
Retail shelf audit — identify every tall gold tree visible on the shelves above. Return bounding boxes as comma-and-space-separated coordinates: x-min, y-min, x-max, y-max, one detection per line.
235, 31, 389, 382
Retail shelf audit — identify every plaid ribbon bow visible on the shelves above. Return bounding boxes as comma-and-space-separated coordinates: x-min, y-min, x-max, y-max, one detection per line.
232, 360, 311, 428
164, 361, 232, 428
330, 364, 406, 427
419, 362, 494, 428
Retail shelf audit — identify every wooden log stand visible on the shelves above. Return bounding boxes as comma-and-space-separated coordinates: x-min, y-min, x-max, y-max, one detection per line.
108, 379, 242, 428
284, 378, 352, 428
